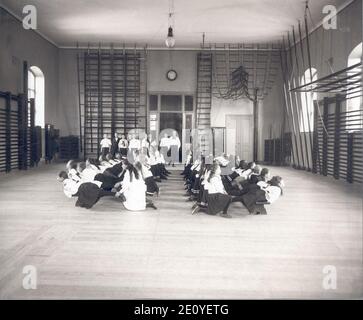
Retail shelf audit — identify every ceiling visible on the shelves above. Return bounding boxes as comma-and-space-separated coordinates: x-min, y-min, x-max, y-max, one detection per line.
1, 0, 351, 48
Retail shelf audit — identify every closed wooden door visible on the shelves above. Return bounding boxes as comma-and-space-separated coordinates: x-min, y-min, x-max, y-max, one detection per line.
225, 115, 253, 161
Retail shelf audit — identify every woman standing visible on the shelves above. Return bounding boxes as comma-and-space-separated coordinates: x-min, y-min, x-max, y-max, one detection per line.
169, 131, 181, 166
141, 133, 150, 156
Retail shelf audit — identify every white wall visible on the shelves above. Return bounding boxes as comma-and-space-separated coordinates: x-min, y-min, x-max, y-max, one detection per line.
211, 97, 253, 127
0, 8, 59, 128
147, 50, 197, 93
58, 49, 79, 136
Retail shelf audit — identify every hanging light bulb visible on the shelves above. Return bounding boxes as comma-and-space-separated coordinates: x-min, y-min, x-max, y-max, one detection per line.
165, 26, 175, 48
165, 0, 175, 48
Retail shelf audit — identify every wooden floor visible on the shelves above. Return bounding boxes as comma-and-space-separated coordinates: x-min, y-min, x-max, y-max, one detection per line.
0, 163, 362, 299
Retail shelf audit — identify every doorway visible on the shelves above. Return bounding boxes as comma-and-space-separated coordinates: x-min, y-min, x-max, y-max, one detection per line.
148, 93, 195, 163
160, 113, 183, 139
225, 115, 253, 161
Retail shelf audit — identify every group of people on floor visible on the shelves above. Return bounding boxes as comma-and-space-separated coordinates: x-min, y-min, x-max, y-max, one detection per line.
182, 152, 285, 218
57, 145, 171, 211
57, 129, 284, 216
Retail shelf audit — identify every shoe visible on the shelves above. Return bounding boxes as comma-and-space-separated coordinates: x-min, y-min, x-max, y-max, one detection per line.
146, 203, 157, 210
160, 175, 167, 180
114, 182, 122, 188
220, 212, 232, 219
192, 206, 200, 215
115, 192, 126, 202
154, 178, 162, 182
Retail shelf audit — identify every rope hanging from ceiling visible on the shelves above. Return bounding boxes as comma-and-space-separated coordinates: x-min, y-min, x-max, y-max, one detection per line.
212, 47, 254, 101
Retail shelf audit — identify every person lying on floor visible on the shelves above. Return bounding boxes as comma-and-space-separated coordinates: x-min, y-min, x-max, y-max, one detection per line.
66, 159, 81, 182
189, 156, 206, 198
228, 160, 248, 181
57, 171, 118, 209
77, 160, 124, 191
222, 161, 257, 194
192, 161, 233, 218
137, 149, 164, 185
154, 149, 170, 179
191, 162, 211, 211
232, 176, 284, 215
105, 153, 121, 165
228, 166, 269, 196
114, 161, 157, 211
214, 153, 231, 167
181, 150, 193, 176
233, 161, 256, 183
184, 157, 202, 193
103, 154, 124, 177
147, 147, 169, 181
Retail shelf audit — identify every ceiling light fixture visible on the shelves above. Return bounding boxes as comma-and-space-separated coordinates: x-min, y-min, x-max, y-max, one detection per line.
165, 0, 175, 48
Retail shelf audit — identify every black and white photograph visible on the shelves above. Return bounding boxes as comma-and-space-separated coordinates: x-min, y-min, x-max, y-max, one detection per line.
0, 0, 362, 306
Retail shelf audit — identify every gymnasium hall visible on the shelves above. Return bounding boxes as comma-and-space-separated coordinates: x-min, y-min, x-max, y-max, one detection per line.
0, 0, 362, 299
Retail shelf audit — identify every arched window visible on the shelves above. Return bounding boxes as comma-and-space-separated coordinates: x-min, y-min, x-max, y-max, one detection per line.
346, 43, 362, 131
28, 66, 45, 128
300, 68, 318, 132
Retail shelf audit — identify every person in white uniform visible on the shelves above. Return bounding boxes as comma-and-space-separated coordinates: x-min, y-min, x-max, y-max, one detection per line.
115, 162, 157, 211
159, 133, 170, 162
128, 134, 141, 163
118, 134, 128, 157
100, 134, 112, 157
169, 131, 181, 166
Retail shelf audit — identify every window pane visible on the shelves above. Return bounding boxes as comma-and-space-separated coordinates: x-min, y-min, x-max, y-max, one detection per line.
300, 68, 317, 132
149, 95, 158, 111
160, 95, 182, 111
185, 95, 194, 111
28, 71, 35, 90
150, 113, 157, 131
28, 89, 35, 99
185, 114, 193, 129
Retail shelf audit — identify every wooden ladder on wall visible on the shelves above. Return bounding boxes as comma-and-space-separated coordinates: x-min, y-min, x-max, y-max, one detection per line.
196, 51, 213, 156
77, 47, 147, 159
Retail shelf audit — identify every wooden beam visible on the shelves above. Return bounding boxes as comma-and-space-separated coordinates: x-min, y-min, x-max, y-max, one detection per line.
333, 95, 341, 179
253, 88, 259, 162
322, 98, 329, 176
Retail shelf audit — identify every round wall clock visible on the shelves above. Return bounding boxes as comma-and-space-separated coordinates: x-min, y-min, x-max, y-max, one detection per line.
166, 69, 177, 81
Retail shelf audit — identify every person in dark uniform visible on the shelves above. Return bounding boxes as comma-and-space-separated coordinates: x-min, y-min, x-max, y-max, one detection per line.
118, 134, 129, 157
110, 132, 120, 157
201, 161, 233, 218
